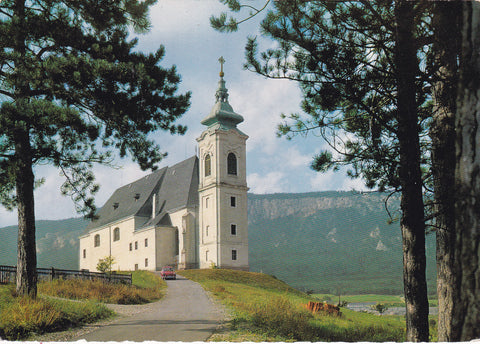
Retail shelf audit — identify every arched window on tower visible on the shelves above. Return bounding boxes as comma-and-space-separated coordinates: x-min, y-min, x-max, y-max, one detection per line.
204, 154, 211, 177
227, 152, 237, 175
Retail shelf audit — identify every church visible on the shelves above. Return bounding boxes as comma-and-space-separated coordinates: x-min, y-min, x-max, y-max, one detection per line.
79, 60, 249, 272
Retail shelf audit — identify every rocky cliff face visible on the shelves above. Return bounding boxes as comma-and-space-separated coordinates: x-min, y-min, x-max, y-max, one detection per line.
248, 191, 400, 222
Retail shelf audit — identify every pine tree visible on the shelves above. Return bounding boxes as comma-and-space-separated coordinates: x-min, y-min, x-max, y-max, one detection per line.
0, 0, 191, 297
211, 0, 432, 340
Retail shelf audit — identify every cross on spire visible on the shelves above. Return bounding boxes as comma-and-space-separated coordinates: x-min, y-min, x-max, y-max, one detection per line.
218, 56, 225, 77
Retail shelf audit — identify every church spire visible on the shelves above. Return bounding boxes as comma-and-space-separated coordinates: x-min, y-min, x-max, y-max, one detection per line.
219, 56, 225, 77
201, 56, 244, 129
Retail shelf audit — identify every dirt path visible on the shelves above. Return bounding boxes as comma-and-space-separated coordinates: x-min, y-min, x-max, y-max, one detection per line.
32, 274, 226, 342
71, 275, 225, 342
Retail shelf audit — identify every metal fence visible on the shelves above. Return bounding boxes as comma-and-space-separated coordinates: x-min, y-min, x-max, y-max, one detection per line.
0, 265, 132, 285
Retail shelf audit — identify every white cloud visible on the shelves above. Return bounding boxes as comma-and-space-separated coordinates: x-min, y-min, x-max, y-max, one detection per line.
248, 171, 286, 194
283, 147, 311, 168
235, 77, 302, 156
309, 168, 369, 192
309, 169, 353, 191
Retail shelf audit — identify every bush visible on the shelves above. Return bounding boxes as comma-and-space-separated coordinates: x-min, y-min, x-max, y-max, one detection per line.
371, 303, 389, 314
247, 296, 316, 341
38, 277, 164, 304
0, 294, 112, 340
96, 256, 116, 273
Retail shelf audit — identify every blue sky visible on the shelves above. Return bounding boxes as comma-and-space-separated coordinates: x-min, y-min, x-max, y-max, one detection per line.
0, 0, 366, 227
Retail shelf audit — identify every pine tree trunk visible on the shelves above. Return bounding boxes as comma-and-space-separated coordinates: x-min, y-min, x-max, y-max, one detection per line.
453, 2, 480, 340
394, 1, 429, 341
431, 2, 461, 341
13, 0, 37, 298
15, 128, 37, 298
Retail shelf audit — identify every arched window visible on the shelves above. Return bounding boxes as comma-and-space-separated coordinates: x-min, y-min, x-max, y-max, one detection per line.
204, 154, 211, 177
94, 234, 100, 247
227, 152, 237, 175
113, 227, 120, 241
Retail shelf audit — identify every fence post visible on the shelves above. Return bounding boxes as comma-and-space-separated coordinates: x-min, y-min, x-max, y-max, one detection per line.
51, 267, 55, 281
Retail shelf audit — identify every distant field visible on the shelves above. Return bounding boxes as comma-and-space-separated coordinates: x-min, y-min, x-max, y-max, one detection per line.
314, 293, 404, 303
313, 293, 438, 307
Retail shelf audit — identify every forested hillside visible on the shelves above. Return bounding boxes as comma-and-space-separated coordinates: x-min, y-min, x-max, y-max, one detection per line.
0, 191, 436, 294
247, 191, 436, 294
0, 217, 87, 269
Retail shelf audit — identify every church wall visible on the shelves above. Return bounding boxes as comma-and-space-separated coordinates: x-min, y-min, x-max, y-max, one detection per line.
169, 208, 198, 269
79, 217, 137, 272
217, 186, 249, 270
216, 131, 247, 183
155, 226, 177, 269
198, 188, 219, 269
79, 216, 162, 272
128, 226, 157, 271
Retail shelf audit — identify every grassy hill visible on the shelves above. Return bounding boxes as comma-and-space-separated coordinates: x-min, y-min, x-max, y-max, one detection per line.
0, 191, 437, 295
181, 269, 409, 342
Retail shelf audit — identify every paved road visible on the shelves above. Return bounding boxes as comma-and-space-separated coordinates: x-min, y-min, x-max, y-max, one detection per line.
73, 275, 225, 342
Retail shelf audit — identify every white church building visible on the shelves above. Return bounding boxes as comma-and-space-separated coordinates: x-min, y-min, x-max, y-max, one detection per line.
79, 62, 249, 272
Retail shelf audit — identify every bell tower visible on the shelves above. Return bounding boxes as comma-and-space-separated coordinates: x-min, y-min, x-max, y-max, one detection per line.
196, 57, 249, 270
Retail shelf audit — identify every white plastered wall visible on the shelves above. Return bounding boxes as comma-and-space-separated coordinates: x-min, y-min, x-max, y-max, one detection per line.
79, 216, 158, 272
197, 127, 249, 270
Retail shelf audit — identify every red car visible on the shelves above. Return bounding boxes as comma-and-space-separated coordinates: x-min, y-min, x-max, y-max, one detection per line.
160, 266, 176, 280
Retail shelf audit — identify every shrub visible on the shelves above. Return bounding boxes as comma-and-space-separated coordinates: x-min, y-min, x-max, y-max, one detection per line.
247, 295, 316, 341
38, 277, 164, 304
371, 303, 389, 314
0, 295, 112, 340
96, 256, 116, 273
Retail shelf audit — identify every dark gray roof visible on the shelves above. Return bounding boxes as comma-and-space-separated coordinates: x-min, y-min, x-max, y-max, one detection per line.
86, 156, 199, 231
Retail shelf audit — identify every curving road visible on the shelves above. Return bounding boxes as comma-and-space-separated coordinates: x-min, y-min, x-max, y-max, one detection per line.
73, 275, 225, 342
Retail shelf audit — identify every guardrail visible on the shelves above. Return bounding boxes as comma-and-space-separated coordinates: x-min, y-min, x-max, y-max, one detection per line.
0, 265, 132, 285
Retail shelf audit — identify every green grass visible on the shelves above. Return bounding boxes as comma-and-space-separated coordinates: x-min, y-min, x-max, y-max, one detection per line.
0, 271, 166, 340
182, 269, 406, 342
38, 270, 166, 304
0, 284, 113, 340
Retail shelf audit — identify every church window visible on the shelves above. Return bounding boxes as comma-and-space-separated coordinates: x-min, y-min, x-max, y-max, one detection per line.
94, 234, 100, 247
134, 264, 138, 271
205, 197, 209, 208
145, 258, 148, 267
145, 238, 148, 247
230, 196, 236, 207
227, 153, 237, 175
129, 243, 132, 251
113, 227, 120, 241
232, 249, 237, 261
205, 154, 211, 177
206, 225, 209, 236
205, 250, 209, 262
230, 224, 237, 236
135, 241, 138, 250
83, 249, 86, 259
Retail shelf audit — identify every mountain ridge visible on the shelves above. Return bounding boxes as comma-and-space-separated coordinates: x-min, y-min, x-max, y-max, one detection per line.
0, 191, 436, 294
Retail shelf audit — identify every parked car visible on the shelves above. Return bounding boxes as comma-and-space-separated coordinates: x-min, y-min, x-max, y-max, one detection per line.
160, 266, 176, 280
